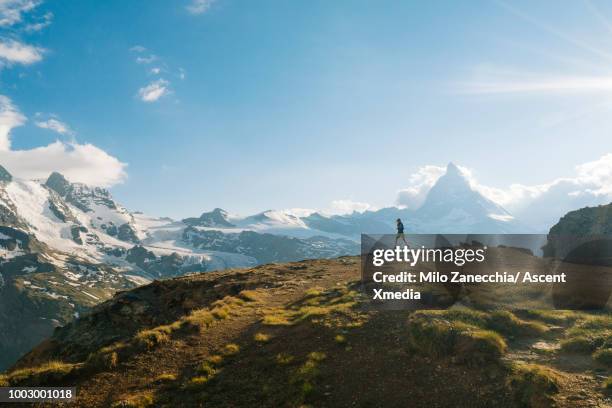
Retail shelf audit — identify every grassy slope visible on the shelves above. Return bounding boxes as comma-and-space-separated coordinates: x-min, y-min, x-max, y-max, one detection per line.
2, 256, 611, 408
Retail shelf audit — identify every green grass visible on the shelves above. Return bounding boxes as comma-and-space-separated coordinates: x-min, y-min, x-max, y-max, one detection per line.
182, 309, 215, 329
290, 352, 327, 403
560, 336, 596, 353
254, 332, 271, 343
153, 373, 177, 383
276, 353, 294, 365
238, 290, 261, 302
507, 363, 560, 408
486, 311, 548, 337
407, 312, 507, 364
111, 392, 155, 407
211, 307, 230, 320
304, 288, 324, 297
186, 356, 223, 389
6, 361, 81, 386
135, 327, 171, 350
334, 334, 347, 344
222, 343, 240, 356
198, 362, 217, 378
206, 355, 223, 365
560, 314, 612, 356
188, 376, 211, 386
262, 312, 293, 326
85, 342, 127, 371
517, 309, 580, 325
454, 329, 507, 364
262, 288, 361, 328
593, 348, 612, 367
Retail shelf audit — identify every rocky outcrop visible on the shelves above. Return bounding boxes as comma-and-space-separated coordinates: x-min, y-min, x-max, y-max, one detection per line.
118, 223, 139, 243
0, 165, 12, 183
543, 203, 612, 309
45, 172, 117, 213
183, 208, 235, 228
543, 202, 612, 262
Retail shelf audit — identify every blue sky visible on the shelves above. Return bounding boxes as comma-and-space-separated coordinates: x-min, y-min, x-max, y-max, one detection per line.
2, 0, 612, 218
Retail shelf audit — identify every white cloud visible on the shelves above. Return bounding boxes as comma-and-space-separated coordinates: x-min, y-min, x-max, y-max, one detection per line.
135, 55, 157, 64
0, 38, 44, 65
24, 10, 52, 32
138, 79, 170, 102
0, 142, 127, 187
0, 95, 126, 187
0, 95, 25, 150
396, 165, 446, 209
186, 0, 214, 15
0, 0, 40, 27
35, 117, 74, 136
150, 67, 161, 75
280, 208, 317, 218
328, 199, 372, 215
129, 45, 146, 53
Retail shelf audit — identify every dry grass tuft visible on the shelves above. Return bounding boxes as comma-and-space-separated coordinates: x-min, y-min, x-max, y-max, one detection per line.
222, 343, 240, 356
7, 361, 80, 386
111, 392, 155, 407
507, 363, 560, 408
254, 332, 271, 343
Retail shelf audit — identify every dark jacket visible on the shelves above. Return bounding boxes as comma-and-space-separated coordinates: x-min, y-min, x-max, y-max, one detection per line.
397, 222, 404, 234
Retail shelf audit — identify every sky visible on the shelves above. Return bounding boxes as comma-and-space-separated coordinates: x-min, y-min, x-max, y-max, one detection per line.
1, 0, 612, 218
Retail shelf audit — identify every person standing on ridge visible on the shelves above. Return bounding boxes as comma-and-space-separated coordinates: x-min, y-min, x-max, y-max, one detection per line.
395, 218, 408, 246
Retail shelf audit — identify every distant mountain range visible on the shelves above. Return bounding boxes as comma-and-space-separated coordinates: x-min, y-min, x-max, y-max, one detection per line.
0, 161, 579, 369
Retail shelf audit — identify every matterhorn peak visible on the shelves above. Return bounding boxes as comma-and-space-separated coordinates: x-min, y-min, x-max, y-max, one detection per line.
445, 162, 463, 177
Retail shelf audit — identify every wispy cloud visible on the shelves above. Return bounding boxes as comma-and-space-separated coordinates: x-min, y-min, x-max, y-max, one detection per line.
328, 199, 372, 215
129, 45, 157, 64
459, 2, 612, 96
129, 45, 146, 53
135, 54, 157, 64
0, 38, 44, 65
186, 0, 215, 15
496, 0, 612, 63
460, 74, 612, 95
396, 165, 446, 209
138, 79, 170, 102
24, 10, 52, 32
0, 1, 48, 66
131, 47, 183, 101
0, 0, 41, 27
35, 117, 74, 136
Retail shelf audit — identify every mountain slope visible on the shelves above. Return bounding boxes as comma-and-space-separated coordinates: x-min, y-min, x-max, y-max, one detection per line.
6, 256, 610, 407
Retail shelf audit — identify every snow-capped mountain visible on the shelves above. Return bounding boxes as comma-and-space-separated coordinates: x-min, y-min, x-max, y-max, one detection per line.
233, 163, 525, 237
0, 165, 360, 370
0, 161, 527, 290
411, 163, 524, 233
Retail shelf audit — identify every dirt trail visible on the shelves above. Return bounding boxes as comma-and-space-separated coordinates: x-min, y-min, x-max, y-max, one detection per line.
503, 323, 611, 407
